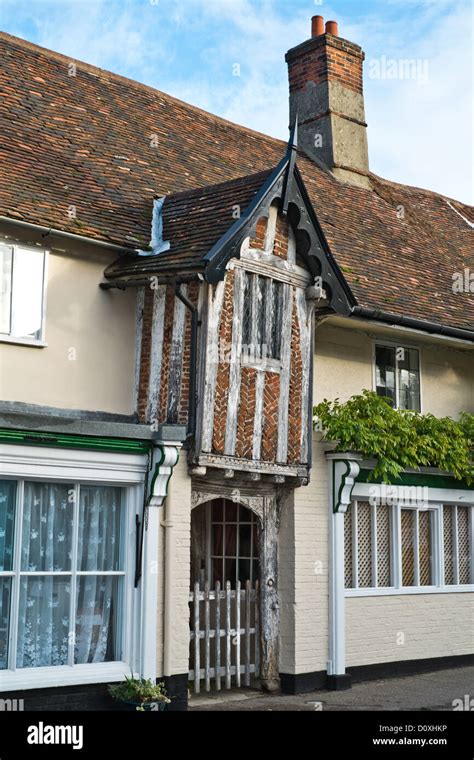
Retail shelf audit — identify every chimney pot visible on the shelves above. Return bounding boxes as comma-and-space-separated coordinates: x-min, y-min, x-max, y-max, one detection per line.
285, 16, 370, 188
325, 20, 339, 36
311, 15, 325, 37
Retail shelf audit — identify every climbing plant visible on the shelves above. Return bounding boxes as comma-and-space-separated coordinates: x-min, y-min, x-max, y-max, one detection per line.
313, 390, 473, 484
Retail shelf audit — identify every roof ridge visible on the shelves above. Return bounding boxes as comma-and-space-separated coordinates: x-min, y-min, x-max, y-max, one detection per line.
0, 31, 285, 149
370, 171, 473, 209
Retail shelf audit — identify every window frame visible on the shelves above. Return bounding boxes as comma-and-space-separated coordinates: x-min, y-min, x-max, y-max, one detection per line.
240, 269, 285, 372
0, 241, 49, 347
443, 504, 473, 586
207, 499, 259, 588
372, 339, 422, 412
0, 445, 148, 691
345, 497, 474, 597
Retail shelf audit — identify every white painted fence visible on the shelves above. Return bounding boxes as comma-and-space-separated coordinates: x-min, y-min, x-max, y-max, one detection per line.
189, 579, 260, 693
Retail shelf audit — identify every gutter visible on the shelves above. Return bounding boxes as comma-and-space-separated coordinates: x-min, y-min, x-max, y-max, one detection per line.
100, 273, 201, 290
0, 216, 134, 254
350, 306, 474, 344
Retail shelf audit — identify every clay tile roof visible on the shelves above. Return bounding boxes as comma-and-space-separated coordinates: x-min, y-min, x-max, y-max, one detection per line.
0, 32, 472, 333
109, 169, 272, 277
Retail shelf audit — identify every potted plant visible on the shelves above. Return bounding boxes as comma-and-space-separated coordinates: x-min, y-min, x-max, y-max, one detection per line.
108, 675, 171, 711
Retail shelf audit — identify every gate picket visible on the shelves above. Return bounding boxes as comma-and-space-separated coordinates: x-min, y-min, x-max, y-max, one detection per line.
215, 580, 221, 690
193, 581, 200, 694
225, 580, 231, 689
188, 579, 259, 693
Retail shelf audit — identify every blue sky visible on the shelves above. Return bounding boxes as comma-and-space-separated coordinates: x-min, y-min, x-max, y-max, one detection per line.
1, 0, 472, 202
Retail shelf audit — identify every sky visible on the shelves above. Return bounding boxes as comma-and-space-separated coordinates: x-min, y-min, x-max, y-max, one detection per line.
1, 0, 473, 203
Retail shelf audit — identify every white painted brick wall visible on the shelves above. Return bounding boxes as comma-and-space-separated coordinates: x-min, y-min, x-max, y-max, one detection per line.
155, 452, 192, 677
346, 593, 474, 666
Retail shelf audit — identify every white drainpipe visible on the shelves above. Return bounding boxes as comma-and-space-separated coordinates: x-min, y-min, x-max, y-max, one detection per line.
326, 452, 361, 689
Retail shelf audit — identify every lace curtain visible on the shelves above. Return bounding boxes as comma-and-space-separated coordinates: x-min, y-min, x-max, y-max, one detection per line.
11, 482, 123, 669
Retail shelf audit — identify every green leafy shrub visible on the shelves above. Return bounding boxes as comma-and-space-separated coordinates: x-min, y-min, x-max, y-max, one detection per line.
108, 676, 170, 705
313, 390, 473, 484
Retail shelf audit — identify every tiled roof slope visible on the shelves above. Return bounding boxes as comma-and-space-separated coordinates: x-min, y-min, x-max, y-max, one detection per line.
110, 170, 273, 277
0, 32, 472, 332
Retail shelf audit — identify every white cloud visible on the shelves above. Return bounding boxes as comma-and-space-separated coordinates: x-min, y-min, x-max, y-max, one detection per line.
362, 2, 473, 202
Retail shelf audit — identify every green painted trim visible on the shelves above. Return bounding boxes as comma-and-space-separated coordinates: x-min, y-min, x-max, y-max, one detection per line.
356, 467, 472, 491
0, 428, 151, 455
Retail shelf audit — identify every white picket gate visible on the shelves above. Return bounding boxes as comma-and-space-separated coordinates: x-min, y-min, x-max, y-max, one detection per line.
188, 579, 260, 693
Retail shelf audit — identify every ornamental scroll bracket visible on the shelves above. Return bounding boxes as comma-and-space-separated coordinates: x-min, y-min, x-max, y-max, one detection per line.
147, 444, 180, 507
327, 453, 362, 514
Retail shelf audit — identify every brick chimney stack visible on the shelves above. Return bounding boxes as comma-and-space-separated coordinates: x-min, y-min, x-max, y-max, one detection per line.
286, 16, 370, 188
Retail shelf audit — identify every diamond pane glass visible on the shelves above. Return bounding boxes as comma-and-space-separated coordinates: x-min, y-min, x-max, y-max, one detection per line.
419, 511, 432, 586
457, 506, 470, 584
443, 506, 454, 585
401, 509, 416, 586
357, 502, 372, 587
377, 505, 391, 587
344, 503, 353, 588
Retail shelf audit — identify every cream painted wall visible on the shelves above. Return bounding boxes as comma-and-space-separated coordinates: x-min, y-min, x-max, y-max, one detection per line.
0, 248, 137, 414
279, 438, 330, 675
346, 593, 474, 666
422, 347, 473, 417
314, 322, 473, 417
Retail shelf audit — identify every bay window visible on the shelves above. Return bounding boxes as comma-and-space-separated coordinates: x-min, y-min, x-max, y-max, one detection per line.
0, 477, 132, 679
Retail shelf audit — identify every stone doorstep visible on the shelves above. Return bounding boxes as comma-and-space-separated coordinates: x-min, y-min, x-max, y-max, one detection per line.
188, 688, 263, 708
